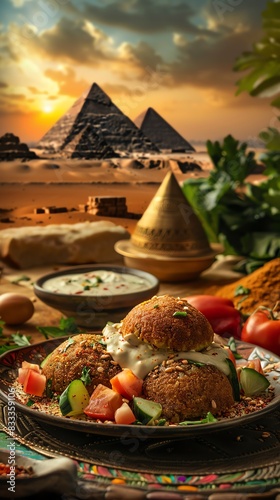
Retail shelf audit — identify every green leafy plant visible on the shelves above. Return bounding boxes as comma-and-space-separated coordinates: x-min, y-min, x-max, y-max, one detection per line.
37, 317, 82, 339
0, 324, 31, 355
233, 1, 280, 149
182, 135, 280, 272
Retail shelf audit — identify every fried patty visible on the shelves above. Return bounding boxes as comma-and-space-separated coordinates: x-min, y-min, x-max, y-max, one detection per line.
120, 295, 214, 351
41, 333, 121, 394
143, 359, 234, 422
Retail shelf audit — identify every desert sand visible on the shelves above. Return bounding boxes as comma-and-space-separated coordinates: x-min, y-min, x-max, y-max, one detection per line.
0, 151, 253, 340
0, 152, 212, 233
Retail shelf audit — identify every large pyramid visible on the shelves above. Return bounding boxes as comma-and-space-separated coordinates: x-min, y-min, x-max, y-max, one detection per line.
37, 83, 159, 157
134, 107, 195, 153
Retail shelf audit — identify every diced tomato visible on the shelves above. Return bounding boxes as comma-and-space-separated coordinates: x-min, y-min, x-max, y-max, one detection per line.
23, 370, 46, 397
18, 361, 41, 386
84, 384, 123, 421
237, 358, 264, 374
110, 369, 143, 400
21, 361, 41, 373
115, 403, 136, 425
224, 347, 236, 367
17, 367, 29, 385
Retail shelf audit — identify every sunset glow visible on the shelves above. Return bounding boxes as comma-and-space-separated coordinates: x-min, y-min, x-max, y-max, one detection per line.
42, 103, 53, 114
0, 0, 272, 145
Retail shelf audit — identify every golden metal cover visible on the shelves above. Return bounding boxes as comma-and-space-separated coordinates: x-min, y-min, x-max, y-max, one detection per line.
131, 170, 211, 257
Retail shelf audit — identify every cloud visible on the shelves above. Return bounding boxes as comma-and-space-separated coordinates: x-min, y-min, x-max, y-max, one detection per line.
9, 0, 32, 6
28, 86, 48, 94
44, 67, 90, 97
0, 93, 29, 114
19, 17, 114, 64
166, 26, 264, 94
82, 0, 214, 36
204, 0, 267, 32
117, 40, 165, 76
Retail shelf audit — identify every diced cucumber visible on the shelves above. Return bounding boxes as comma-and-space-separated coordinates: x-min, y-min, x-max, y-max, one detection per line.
40, 353, 52, 369
226, 358, 240, 401
239, 367, 270, 397
133, 397, 162, 425
59, 379, 90, 416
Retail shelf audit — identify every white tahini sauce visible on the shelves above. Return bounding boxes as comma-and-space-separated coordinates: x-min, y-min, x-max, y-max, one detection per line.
42, 270, 151, 296
103, 323, 230, 379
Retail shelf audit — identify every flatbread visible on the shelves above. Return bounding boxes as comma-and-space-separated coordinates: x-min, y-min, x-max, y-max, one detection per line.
0, 221, 130, 269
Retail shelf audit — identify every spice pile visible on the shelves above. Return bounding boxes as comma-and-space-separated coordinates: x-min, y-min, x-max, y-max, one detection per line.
0, 462, 34, 477
214, 258, 280, 315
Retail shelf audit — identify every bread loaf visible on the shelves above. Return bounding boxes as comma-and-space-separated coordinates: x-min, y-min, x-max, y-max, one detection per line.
0, 221, 130, 269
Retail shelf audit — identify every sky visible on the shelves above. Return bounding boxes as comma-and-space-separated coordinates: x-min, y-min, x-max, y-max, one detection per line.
0, 0, 275, 145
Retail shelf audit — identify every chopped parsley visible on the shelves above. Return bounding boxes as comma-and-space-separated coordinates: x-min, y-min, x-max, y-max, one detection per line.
62, 337, 75, 352
234, 285, 251, 297
80, 367, 91, 386
179, 412, 217, 426
173, 311, 187, 318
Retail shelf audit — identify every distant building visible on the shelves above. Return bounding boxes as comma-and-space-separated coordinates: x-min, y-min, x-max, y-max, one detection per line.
134, 107, 195, 153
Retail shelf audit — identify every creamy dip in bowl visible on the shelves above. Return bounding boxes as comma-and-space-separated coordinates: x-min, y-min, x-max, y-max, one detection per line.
34, 265, 159, 328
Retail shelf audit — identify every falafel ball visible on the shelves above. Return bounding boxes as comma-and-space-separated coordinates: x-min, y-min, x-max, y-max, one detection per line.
143, 359, 234, 423
41, 333, 121, 394
120, 295, 214, 351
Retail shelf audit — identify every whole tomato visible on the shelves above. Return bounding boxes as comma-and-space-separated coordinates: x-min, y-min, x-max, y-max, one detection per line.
241, 307, 280, 357
184, 295, 242, 339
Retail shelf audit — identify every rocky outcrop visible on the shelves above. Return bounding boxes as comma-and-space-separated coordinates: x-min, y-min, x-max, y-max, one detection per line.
0, 133, 39, 161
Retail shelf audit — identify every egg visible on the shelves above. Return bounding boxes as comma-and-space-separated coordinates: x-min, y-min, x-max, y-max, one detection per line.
0, 293, 34, 325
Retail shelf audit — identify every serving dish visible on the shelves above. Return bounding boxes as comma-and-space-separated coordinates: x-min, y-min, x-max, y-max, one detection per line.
0, 337, 279, 438
115, 240, 220, 281
33, 264, 159, 327
0, 449, 77, 498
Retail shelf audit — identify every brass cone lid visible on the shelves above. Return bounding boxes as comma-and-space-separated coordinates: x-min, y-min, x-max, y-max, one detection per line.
131, 170, 212, 257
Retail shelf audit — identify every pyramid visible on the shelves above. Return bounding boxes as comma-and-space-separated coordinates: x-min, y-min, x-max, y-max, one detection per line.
0, 133, 39, 161
61, 124, 119, 160
134, 107, 195, 153
37, 83, 159, 157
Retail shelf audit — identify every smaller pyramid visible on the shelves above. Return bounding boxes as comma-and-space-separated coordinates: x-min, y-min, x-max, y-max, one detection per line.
135, 107, 195, 153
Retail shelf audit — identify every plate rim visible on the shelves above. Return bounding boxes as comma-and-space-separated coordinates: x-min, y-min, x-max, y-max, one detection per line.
0, 336, 279, 438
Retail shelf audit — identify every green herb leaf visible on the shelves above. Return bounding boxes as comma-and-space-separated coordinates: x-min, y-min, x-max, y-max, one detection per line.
11, 275, 31, 284
234, 285, 251, 297
11, 333, 31, 347
26, 399, 35, 407
37, 317, 82, 339
179, 412, 217, 426
227, 336, 243, 360
80, 367, 91, 386
173, 311, 187, 318
62, 337, 75, 352
0, 332, 31, 355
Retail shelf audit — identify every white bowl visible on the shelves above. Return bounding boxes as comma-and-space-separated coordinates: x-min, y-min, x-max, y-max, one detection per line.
34, 265, 159, 328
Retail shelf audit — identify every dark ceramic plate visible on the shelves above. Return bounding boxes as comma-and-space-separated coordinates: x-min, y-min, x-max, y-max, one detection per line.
0, 449, 77, 498
0, 338, 279, 438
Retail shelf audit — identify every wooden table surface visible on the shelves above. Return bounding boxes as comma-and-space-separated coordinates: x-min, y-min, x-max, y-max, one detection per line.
0, 258, 242, 344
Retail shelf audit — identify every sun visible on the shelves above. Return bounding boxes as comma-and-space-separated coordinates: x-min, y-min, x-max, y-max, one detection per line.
42, 103, 53, 113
